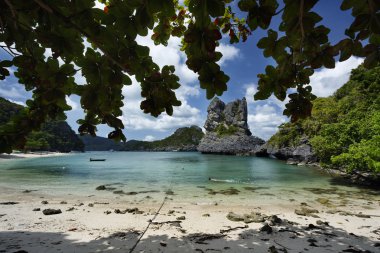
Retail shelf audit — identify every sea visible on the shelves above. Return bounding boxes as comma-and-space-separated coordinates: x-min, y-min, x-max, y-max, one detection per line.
0, 152, 378, 205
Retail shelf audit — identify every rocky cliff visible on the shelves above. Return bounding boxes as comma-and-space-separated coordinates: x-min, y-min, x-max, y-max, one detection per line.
198, 97, 264, 155
262, 136, 318, 165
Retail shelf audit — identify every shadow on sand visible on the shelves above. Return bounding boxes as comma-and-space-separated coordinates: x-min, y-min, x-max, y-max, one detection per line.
1, 219, 379, 253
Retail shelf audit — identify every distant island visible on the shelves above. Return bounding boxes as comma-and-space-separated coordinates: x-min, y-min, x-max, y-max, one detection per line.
80, 125, 204, 152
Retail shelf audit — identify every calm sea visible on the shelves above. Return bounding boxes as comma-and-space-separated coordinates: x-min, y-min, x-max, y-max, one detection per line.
0, 152, 378, 205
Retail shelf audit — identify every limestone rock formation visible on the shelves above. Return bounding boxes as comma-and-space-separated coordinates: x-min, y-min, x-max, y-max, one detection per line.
262, 136, 318, 164
198, 97, 264, 155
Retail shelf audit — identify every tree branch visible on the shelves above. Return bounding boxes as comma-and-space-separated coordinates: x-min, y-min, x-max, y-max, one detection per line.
5, 0, 16, 18
33, 0, 53, 13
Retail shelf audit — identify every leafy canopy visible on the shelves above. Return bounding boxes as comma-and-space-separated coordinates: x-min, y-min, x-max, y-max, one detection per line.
268, 65, 380, 174
0, 0, 379, 152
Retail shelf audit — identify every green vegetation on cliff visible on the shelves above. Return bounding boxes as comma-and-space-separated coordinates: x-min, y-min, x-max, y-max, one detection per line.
268, 66, 380, 174
0, 97, 83, 152
122, 126, 204, 151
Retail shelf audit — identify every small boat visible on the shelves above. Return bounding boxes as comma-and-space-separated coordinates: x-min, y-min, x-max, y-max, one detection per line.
89, 158, 106, 162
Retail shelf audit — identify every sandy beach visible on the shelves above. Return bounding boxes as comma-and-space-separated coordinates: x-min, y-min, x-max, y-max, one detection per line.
0, 185, 379, 253
0, 152, 70, 160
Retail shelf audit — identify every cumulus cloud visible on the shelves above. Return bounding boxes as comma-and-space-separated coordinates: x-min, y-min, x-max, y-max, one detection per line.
244, 84, 288, 140
8, 99, 25, 106
310, 57, 364, 97
120, 31, 239, 133
66, 96, 79, 110
0, 86, 24, 99
218, 43, 240, 65
143, 135, 156, 141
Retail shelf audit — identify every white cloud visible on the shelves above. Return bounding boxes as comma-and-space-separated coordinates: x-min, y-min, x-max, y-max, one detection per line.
217, 43, 240, 65
143, 135, 156, 141
0, 86, 24, 98
243, 84, 288, 140
66, 96, 79, 110
8, 99, 25, 106
310, 57, 363, 97
120, 31, 239, 133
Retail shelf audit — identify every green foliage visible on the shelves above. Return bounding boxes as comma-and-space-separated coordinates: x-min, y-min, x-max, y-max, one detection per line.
269, 65, 380, 174
0, 97, 84, 152
215, 124, 238, 136
0, 0, 380, 152
122, 125, 204, 151
331, 136, 380, 173
267, 123, 301, 148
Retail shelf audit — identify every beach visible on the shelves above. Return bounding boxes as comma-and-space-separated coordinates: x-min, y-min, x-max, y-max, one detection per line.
0, 152, 69, 160
1, 184, 379, 253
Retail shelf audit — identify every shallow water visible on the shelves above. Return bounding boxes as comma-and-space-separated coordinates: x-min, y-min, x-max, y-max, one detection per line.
0, 152, 378, 205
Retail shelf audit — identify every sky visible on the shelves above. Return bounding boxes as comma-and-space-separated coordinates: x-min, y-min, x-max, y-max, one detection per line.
0, 0, 364, 141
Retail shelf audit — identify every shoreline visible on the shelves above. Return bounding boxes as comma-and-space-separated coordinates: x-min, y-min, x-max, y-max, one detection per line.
0, 185, 379, 252
0, 152, 71, 161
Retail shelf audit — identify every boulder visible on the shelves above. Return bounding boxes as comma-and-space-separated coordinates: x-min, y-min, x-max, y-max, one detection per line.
42, 209, 62, 215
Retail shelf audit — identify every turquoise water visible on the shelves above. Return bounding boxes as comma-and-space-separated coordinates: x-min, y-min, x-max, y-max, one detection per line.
0, 152, 377, 204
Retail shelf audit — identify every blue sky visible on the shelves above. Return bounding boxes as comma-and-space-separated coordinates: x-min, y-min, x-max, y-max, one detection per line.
0, 1, 364, 141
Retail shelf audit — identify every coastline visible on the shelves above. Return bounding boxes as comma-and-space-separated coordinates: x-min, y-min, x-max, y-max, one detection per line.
0, 185, 379, 252
0, 152, 70, 161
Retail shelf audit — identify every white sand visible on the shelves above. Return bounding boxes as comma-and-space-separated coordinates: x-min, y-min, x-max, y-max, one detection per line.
0, 152, 70, 160
0, 188, 379, 253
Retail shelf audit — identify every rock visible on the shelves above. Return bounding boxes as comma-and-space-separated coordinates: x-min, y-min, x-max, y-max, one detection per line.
202, 213, 210, 217
198, 97, 264, 155
316, 198, 329, 205
227, 212, 244, 222
295, 207, 319, 217
0, 201, 19, 205
104, 210, 112, 215
165, 190, 175, 195
263, 136, 318, 164
316, 220, 329, 226
113, 190, 125, 195
355, 213, 371, 218
168, 210, 175, 214
268, 215, 282, 226
160, 240, 167, 247
60, 201, 67, 204
41, 201, 48, 204
96, 185, 106, 190
243, 212, 267, 223
42, 209, 62, 215
268, 246, 279, 253
33, 208, 40, 211
88, 203, 94, 207
66, 207, 75, 211
260, 224, 273, 234
176, 216, 186, 221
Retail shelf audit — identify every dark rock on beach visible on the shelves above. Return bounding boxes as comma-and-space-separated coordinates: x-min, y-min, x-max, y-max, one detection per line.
96, 185, 106, 190
42, 209, 62, 215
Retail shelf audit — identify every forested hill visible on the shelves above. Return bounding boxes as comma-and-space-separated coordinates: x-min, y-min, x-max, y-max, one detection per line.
268, 65, 380, 176
0, 97, 84, 152
81, 125, 204, 151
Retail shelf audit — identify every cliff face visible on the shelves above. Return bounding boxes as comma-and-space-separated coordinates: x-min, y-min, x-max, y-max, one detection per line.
198, 97, 264, 155
262, 136, 317, 165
